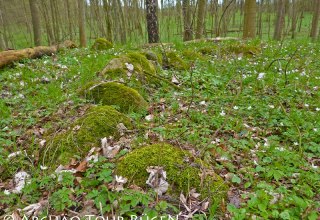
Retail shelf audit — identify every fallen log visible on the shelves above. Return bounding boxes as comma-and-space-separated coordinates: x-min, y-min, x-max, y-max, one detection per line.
0, 40, 76, 69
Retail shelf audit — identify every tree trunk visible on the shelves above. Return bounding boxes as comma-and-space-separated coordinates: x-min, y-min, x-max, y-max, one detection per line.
103, 0, 113, 42
310, 0, 320, 40
182, 0, 193, 41
243, 0, 257, 39
195, 0, 206, 39
65, 0, 74, 40
273, 0, 285, 40
78, 0, 87, 47
146, 0, 160, 43
291, 0, 298, 39
29, 0, 41, 46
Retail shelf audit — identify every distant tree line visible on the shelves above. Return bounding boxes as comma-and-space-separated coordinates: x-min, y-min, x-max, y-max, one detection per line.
0, 0, 319, 49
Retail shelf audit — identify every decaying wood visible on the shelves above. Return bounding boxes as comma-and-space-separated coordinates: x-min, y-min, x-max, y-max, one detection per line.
0, 40, 76, 69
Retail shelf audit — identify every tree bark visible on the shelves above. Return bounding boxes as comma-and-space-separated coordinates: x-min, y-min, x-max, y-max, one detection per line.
182, 0, 193, 41
146, 0, 160, 43
273, 0, 285, 40
310, 0, 320, 40
243, 0, 257, 39
196, 0, 206, 39
78, 0, 87, 47
29, 0, 41, 46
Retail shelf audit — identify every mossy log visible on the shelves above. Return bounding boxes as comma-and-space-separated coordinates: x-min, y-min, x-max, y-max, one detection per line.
0, 40, 76, 69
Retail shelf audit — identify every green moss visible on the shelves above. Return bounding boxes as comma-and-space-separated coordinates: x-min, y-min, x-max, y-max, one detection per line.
198, 47, 217, 55
85, 82, 148, 113
91, 38, 113, 50
144, 51, 158, 62
126, 52, 156, 75
165, 51, 189, 70
225, 43, 261, 56
116, 144, 228, 204
43, 106, 132, 165
182, 50, 204, 60
101, 53, 160, 88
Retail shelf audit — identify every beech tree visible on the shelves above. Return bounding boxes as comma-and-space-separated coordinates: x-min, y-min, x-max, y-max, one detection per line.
78, 0, 86, 47
243, 0, 257, 39
273, 0, 285, 40
310, 0, 320, 40
29, 0, 41, 46
146, 0, 159, 43
182, 0, 193, 41
195, 0, 206, 39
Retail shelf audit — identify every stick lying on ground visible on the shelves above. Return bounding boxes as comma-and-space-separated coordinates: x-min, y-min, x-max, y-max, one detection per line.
0, 40, 76, 69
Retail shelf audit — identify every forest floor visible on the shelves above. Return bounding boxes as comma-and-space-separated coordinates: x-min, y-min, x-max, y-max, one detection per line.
0, 39, 319, 219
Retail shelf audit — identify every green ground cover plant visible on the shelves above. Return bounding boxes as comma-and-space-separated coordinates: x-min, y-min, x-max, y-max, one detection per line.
0, 39, 319, 219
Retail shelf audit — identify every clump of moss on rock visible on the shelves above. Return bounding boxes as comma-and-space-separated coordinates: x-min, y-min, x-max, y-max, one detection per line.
92, 38, 113, 50
99, 52, 159, 88
85, 82, 148, 113
43, 106, 132, 165
225, 43, 261, 56
116, 143, 228, 204
182, 50, 204, 60
163, 51, 189, 70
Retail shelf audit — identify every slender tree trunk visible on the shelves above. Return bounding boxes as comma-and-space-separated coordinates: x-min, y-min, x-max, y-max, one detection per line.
78, 0, 87, 47
291, 0, 298, 39
243, 0, 257, 39
310, 0, 320, 40
39, 1, 54, 45
257, 0, 264, 38
29, 0, 41, 46
117, 0, 127, 43
195, 0, 206, 39
103, 0, 113, 42
65, 0, 74, 40
273, 0, 285, 40
182, 0, 193, 41
146, 0, 160, 43
0, 0, 8, 49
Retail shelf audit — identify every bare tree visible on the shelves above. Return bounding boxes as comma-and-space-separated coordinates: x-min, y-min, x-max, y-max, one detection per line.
196, 0, 206, 39
29, 0, 41, 46
310, 0, 320, 40
78, 0, 86, 47
273, 0, 285, 40
243, 0, 257, 39
146, 0, 160, 43
182, 0, 193, 41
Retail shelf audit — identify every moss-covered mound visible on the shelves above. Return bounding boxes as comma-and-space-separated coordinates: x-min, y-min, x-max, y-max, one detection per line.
91, 38, 113, 50
85, 82, 148, 113
116, 144, 228, 204
163, 51, 189, 70
198, 46, 217, 56
100, 52, 159, 88
144, 51, 158, 62
225, 43, 261, 56
43, 106, 132, 165
182, 49, 204, 60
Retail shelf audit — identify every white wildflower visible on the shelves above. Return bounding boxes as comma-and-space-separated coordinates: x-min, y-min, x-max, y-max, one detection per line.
257, 72, 265, 80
